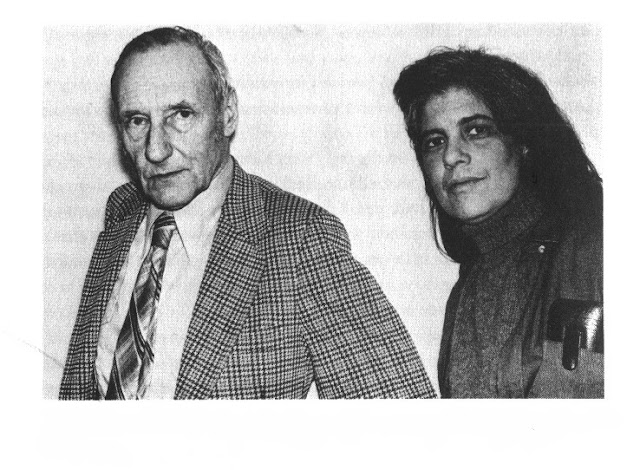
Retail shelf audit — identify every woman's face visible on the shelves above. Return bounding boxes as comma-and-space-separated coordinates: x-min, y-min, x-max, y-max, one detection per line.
417, 87, 521, 224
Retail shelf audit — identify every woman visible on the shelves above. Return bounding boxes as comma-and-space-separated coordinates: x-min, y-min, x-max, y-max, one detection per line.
393, 48, 603, 398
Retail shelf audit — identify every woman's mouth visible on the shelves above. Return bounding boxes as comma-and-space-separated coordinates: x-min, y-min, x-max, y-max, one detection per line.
446, 177, 484, 195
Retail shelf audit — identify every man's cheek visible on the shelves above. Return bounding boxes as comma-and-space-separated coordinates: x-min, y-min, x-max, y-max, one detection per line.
123, 141, 144, 164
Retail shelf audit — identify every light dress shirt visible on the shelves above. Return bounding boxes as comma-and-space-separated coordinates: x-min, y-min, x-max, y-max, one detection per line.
95, 157, 233, 399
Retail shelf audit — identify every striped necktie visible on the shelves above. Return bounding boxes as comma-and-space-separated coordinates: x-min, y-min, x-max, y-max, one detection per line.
105, 212, 177, 399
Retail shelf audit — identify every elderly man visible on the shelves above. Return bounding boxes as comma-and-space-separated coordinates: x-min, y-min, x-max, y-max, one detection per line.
59, 26, 434, 399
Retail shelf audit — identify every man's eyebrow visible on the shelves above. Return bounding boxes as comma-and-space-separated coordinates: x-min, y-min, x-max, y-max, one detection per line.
167, 100, 194, 111
118, 101, 197, 121
119, 109, 143, 120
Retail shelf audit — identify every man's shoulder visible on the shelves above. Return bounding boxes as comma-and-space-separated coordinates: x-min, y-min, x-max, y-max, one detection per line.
247, 172, 333, 224
103, 182, 146, 228
250, 173, 314, 208
245, 172, 350, 249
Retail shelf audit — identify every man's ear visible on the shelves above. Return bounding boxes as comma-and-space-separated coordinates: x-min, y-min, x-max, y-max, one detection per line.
222, 88, 239, 137
110, 99, 122, 131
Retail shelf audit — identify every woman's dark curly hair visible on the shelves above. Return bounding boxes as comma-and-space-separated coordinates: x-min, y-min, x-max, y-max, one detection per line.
393, 47, 602, 262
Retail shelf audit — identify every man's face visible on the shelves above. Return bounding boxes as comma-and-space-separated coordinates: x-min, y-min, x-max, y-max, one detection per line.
115, 43, 236, 210
417, 87, 521, 224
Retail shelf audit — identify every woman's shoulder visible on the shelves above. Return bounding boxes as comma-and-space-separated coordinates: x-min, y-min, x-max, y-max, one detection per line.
547, 210, 603, 303
558, 211, 602, 264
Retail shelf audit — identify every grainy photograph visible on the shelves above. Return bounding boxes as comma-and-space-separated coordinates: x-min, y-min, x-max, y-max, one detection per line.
43, 24, 602, 400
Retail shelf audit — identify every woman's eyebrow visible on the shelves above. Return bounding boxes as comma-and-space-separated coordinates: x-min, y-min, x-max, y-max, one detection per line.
417, 127, 445, 145
420, 126, 443, 135
459, 114, 495, 126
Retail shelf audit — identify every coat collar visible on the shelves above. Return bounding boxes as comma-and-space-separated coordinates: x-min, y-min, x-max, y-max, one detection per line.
216, 157, 268, 244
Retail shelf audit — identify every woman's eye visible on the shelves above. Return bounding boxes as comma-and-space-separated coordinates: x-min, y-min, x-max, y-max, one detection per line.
467, 123, 496, 139
468, 126, 485, 136
422, 136, 445, 152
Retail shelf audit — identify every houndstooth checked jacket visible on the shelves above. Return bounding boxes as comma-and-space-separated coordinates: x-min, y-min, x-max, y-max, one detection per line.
59, 159, 435, 399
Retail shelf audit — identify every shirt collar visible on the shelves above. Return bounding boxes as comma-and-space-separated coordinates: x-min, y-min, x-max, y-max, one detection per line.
146, 156, 234, 259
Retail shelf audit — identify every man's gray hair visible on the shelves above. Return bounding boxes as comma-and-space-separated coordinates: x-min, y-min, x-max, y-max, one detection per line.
110, 26, 234, 111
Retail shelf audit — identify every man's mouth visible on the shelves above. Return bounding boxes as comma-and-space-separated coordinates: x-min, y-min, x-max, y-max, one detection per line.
148, 169, 184, 180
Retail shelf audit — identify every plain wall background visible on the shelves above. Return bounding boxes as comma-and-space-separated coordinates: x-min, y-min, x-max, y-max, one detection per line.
42, 24, 601, 398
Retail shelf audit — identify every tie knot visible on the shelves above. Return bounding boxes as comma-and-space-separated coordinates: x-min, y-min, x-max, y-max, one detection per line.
151, 212, 176, 249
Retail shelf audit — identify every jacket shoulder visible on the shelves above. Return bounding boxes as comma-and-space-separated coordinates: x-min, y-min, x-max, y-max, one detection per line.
552, 212, 603, 303
104, 182, 146, 228
248, 173, 350, 251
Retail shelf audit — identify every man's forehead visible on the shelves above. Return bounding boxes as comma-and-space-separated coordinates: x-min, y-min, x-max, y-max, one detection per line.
116, 43, 214, 109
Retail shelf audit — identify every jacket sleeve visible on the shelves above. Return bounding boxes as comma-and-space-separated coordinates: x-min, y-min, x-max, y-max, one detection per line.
295, 211, 436, 398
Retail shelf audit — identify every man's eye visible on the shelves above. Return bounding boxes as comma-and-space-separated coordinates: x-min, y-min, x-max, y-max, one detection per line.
123, 116, 148, 138
170, 109, 195, 132
175, 109, 193, 119
128, 116, 147, 127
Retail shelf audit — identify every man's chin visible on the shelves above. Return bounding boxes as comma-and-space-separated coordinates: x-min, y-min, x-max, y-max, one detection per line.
145, 190, 194, 211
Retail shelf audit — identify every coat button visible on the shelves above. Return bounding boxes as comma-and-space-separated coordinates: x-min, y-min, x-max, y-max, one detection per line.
538, 244, 546, 253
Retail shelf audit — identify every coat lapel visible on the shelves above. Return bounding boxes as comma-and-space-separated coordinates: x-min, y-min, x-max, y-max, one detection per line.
175, 161, 267, 399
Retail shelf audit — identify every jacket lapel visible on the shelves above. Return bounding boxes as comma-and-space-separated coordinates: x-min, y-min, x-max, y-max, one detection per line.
175, 161, 267, 399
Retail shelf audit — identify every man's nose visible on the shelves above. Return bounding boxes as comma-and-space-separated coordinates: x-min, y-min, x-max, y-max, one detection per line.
443, 138, 471, 169
145, 123, 172, 163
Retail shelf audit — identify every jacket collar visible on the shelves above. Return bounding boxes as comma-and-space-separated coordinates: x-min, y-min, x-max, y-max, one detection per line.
218, 157, 268, 244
